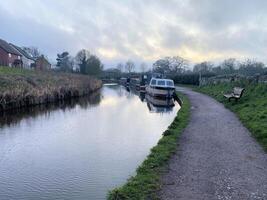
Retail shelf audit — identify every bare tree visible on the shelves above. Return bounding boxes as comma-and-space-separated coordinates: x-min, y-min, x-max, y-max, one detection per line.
169, 56, 188, 74
220, 58, 237, 74
75, 49, 91, 74
116, 63, 124, 73
153, 56, 188, 74
22, 46, 41, 58
75, 49, 103, 75
238, 59, 265, 76
153, 59, 170, 74
140, 62, 147, 73
125, 60, 135, 73
193, 61, 213, 73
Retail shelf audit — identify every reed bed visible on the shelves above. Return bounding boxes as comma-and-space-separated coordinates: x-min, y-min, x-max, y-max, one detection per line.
0, 66, 102, 111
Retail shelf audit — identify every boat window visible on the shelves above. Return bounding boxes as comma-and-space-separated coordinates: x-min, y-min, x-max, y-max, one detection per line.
166, 81, 174, 86
157, 80, 166, 86
151, 79, 156, 85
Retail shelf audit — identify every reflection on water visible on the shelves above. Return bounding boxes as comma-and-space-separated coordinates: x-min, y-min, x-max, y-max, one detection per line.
0, 85, 179, 200
0, 91, 101, 128
146, 95, 175, 113
123, 86, 175, 113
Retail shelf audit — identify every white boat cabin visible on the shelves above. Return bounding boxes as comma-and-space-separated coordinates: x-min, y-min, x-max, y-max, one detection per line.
146, 78, 175, 98
149, 78, 175, 88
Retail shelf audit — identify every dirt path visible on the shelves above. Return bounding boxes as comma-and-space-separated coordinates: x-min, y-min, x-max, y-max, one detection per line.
159, 87, 267, 200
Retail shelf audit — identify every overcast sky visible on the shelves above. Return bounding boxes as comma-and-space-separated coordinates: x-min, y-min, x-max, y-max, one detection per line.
1, 0, 267, 69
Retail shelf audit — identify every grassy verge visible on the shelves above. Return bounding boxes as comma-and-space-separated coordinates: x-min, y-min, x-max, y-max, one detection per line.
175, 84, 198, 89
195, 83, 267, 151
108, 93, 190, 200
0, 65, 35, 76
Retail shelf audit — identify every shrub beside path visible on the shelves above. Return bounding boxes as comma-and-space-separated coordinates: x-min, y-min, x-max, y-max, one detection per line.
159, 87, 267, 200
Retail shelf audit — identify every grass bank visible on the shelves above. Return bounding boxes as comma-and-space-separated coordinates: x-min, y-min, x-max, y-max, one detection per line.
0, 66, 102, 111
195, 83, 267, 151
108, 93, 190, 200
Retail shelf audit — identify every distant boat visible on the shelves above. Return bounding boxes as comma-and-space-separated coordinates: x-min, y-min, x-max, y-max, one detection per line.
146, 78, 175, 98
120, 77, 127, 85
140, 74, 148, 91
129, 78, 141, 89
120, 77, 130, 87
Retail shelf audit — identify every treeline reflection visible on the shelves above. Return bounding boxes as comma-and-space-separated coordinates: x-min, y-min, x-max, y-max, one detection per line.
0, 90, 101, 128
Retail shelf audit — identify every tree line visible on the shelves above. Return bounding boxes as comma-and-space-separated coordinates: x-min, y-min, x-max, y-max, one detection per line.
111, 56, 267, 77
151, 56, 267, 85
56, 49, 103, 76
56, 48, 267, 82
152, 57, 267, 76
115, 60, 148, 73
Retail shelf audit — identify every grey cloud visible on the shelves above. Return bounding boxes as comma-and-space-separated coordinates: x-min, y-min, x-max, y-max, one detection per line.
1, 0, 267, 68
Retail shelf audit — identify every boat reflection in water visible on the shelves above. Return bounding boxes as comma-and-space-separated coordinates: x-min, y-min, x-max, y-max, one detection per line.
139, 91, 146, 102
121, 84, 176, 113
146, 95, 175, 113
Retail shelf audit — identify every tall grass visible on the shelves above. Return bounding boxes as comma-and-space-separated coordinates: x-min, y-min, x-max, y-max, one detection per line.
0, 66, 102, 111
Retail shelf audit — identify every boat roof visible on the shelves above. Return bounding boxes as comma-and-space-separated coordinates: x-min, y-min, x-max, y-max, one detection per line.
151, 78, 174, 82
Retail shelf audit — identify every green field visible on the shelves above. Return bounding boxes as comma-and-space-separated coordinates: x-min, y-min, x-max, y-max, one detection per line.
108, 94, 190, 200
196, 83, 267, 151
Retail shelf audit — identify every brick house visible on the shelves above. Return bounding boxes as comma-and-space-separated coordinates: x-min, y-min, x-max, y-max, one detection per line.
35, 55, 51, 70
0, 39, 22, 67
10, 44, 35, 69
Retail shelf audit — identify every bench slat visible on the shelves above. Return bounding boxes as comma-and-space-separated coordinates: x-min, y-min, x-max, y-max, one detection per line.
223, 87, 244, 101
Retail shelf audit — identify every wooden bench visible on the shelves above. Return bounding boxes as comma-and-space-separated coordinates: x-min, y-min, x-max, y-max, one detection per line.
223, 87, 245, 102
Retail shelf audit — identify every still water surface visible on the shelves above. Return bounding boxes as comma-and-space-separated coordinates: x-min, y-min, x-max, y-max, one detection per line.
0, 85, 179, 200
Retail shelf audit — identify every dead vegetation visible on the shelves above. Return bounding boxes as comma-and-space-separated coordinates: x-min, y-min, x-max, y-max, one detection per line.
0, 66, 102, 111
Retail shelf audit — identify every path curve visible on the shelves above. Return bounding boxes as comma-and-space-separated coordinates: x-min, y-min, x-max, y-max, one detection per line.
159, 87, 267, 200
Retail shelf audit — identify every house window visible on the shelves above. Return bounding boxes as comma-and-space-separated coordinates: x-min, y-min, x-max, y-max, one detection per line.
8, 53, 11, 58
18, 55, 21, 59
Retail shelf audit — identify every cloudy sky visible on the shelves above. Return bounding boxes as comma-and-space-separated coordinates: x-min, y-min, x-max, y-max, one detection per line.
1, 0, 267, 69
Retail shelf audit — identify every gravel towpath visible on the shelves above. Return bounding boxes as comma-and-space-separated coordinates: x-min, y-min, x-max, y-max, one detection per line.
159, 87, 267, 200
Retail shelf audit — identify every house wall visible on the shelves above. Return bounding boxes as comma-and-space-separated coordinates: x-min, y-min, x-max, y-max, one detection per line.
35, 57, 51, 70
22, 56, 34, 69
0, 48, 8, 66
0, 47, 22, 67
8, 54, 22, 67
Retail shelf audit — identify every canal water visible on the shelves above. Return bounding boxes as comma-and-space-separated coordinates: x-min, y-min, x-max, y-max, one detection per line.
0, 84, 180, 200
